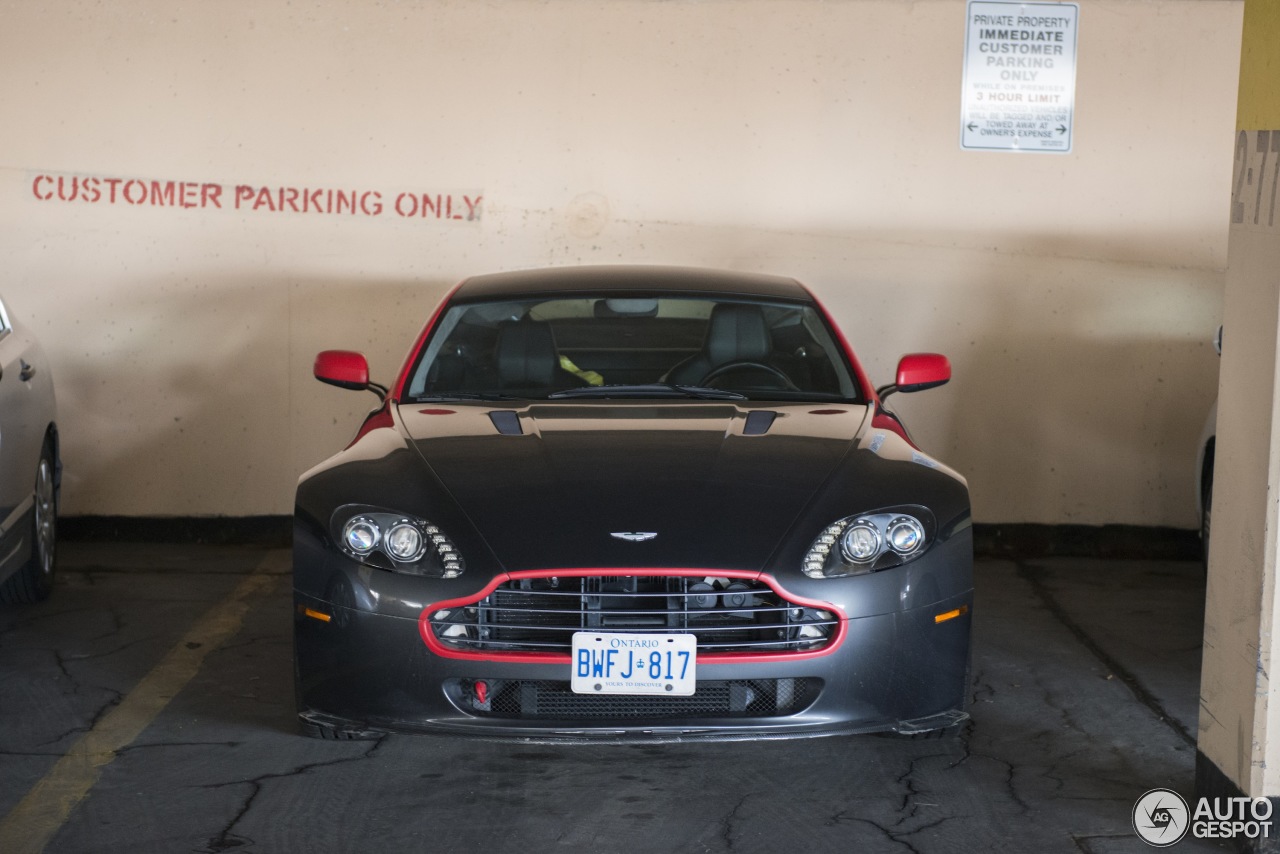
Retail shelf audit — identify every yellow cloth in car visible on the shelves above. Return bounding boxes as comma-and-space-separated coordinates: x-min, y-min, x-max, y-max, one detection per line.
559, 355, 604, 386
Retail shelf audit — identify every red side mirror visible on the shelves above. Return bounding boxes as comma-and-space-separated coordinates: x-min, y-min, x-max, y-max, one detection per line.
314, 350, 370, 391
894, 353, 951, 394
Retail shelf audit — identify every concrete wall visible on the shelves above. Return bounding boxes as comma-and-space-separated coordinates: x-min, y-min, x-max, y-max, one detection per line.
0, 0, 1241, 524
1198, 0, 1280, 802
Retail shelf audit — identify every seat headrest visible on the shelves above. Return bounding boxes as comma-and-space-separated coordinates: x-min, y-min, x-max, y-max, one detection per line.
496, 319, 557, 387
705, 304, 771, 364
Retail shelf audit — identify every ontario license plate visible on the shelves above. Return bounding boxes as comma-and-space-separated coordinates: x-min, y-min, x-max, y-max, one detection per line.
571, 632, 697, 696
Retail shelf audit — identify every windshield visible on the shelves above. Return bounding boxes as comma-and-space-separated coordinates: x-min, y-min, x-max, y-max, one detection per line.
403, 294, 862, 403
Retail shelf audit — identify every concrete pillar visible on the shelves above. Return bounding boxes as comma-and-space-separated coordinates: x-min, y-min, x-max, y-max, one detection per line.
1197, 0, 1280, 844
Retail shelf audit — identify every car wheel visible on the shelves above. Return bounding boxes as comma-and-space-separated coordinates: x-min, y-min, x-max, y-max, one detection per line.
0, 440, 58, 605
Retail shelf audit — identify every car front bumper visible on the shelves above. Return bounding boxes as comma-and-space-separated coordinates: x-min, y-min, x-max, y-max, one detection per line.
293, 526, 973, 741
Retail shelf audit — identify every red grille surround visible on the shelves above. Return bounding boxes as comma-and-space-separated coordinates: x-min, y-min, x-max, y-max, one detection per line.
418, 568, 847, 664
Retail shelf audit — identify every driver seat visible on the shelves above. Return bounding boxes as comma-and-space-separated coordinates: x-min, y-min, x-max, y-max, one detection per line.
663, 303, 777, 386
494, 319, 591, 391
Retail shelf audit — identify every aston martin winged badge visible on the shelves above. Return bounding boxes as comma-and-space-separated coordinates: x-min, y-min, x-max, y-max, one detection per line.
610, 532, 658, 542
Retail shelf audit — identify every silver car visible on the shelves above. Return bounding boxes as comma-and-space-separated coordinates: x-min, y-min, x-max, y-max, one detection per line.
0, 296, 59, 603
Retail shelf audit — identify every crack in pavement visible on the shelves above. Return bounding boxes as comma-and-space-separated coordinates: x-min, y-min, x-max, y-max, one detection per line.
826, 812, 927, 854
60, 633, 156, 664
1015, 560, 1196, 748
0, 552, 286, 854
891, 752, 955, 829
717, 791, 750, 852
199, 737, 386, 853
968, 749, 1032, 814
892, 814, 956, 851
33, 685, 126, 750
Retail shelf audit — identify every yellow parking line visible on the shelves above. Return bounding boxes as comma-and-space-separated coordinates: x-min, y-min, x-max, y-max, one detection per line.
0, 549, 288, 854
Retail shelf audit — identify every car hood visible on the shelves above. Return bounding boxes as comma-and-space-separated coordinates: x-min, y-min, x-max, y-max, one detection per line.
397, 402, 871, 572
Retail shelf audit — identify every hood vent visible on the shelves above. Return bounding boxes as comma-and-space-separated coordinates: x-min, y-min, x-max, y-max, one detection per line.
488, 411, 523, 436
743, 410, 778, 436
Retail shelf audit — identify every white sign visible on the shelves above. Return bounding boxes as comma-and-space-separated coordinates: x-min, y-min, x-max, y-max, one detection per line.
961, 1, 1078, 153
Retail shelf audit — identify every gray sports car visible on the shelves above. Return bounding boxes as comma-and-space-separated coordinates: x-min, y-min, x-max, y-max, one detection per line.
294, 266, 972, 741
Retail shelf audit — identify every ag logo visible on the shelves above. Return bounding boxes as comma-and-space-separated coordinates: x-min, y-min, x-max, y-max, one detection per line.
1133, 788, 1190, 847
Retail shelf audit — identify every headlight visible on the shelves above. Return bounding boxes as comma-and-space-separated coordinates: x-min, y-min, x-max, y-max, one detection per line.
841, 521, 882, 563
803, 508, 934, 578
343, 517, 381, 554
385, 522, 426, 562
885, 516, 925, 556
332, 506, 465, 577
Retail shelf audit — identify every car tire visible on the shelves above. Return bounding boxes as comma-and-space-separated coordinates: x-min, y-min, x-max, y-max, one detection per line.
0, 439, 57, 605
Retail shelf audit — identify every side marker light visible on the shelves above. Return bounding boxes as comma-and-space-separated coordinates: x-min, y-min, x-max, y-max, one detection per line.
304, 608, 333, 623
934, 605, 969, 625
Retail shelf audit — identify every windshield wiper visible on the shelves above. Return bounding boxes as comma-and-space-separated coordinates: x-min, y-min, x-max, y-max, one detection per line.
546, 384, 746, 400
413, 392, 521, 402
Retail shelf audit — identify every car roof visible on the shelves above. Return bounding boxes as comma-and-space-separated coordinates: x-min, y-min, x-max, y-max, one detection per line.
450, 265, 814, 302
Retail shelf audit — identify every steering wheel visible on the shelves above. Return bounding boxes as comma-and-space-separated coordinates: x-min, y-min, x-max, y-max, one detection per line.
699, 361, 799, 391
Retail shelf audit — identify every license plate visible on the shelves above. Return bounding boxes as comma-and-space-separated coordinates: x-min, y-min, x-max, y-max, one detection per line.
571, 632, 697, 696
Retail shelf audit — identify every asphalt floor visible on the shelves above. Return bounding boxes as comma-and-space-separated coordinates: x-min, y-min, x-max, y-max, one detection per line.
0, 543, 1226, 853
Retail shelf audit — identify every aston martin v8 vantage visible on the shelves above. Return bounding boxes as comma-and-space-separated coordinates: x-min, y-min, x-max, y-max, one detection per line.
294, 266, 972, 741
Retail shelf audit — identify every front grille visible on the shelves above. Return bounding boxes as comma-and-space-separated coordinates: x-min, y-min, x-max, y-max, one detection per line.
428, 575, 839, 656
451, 678, 820, 720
